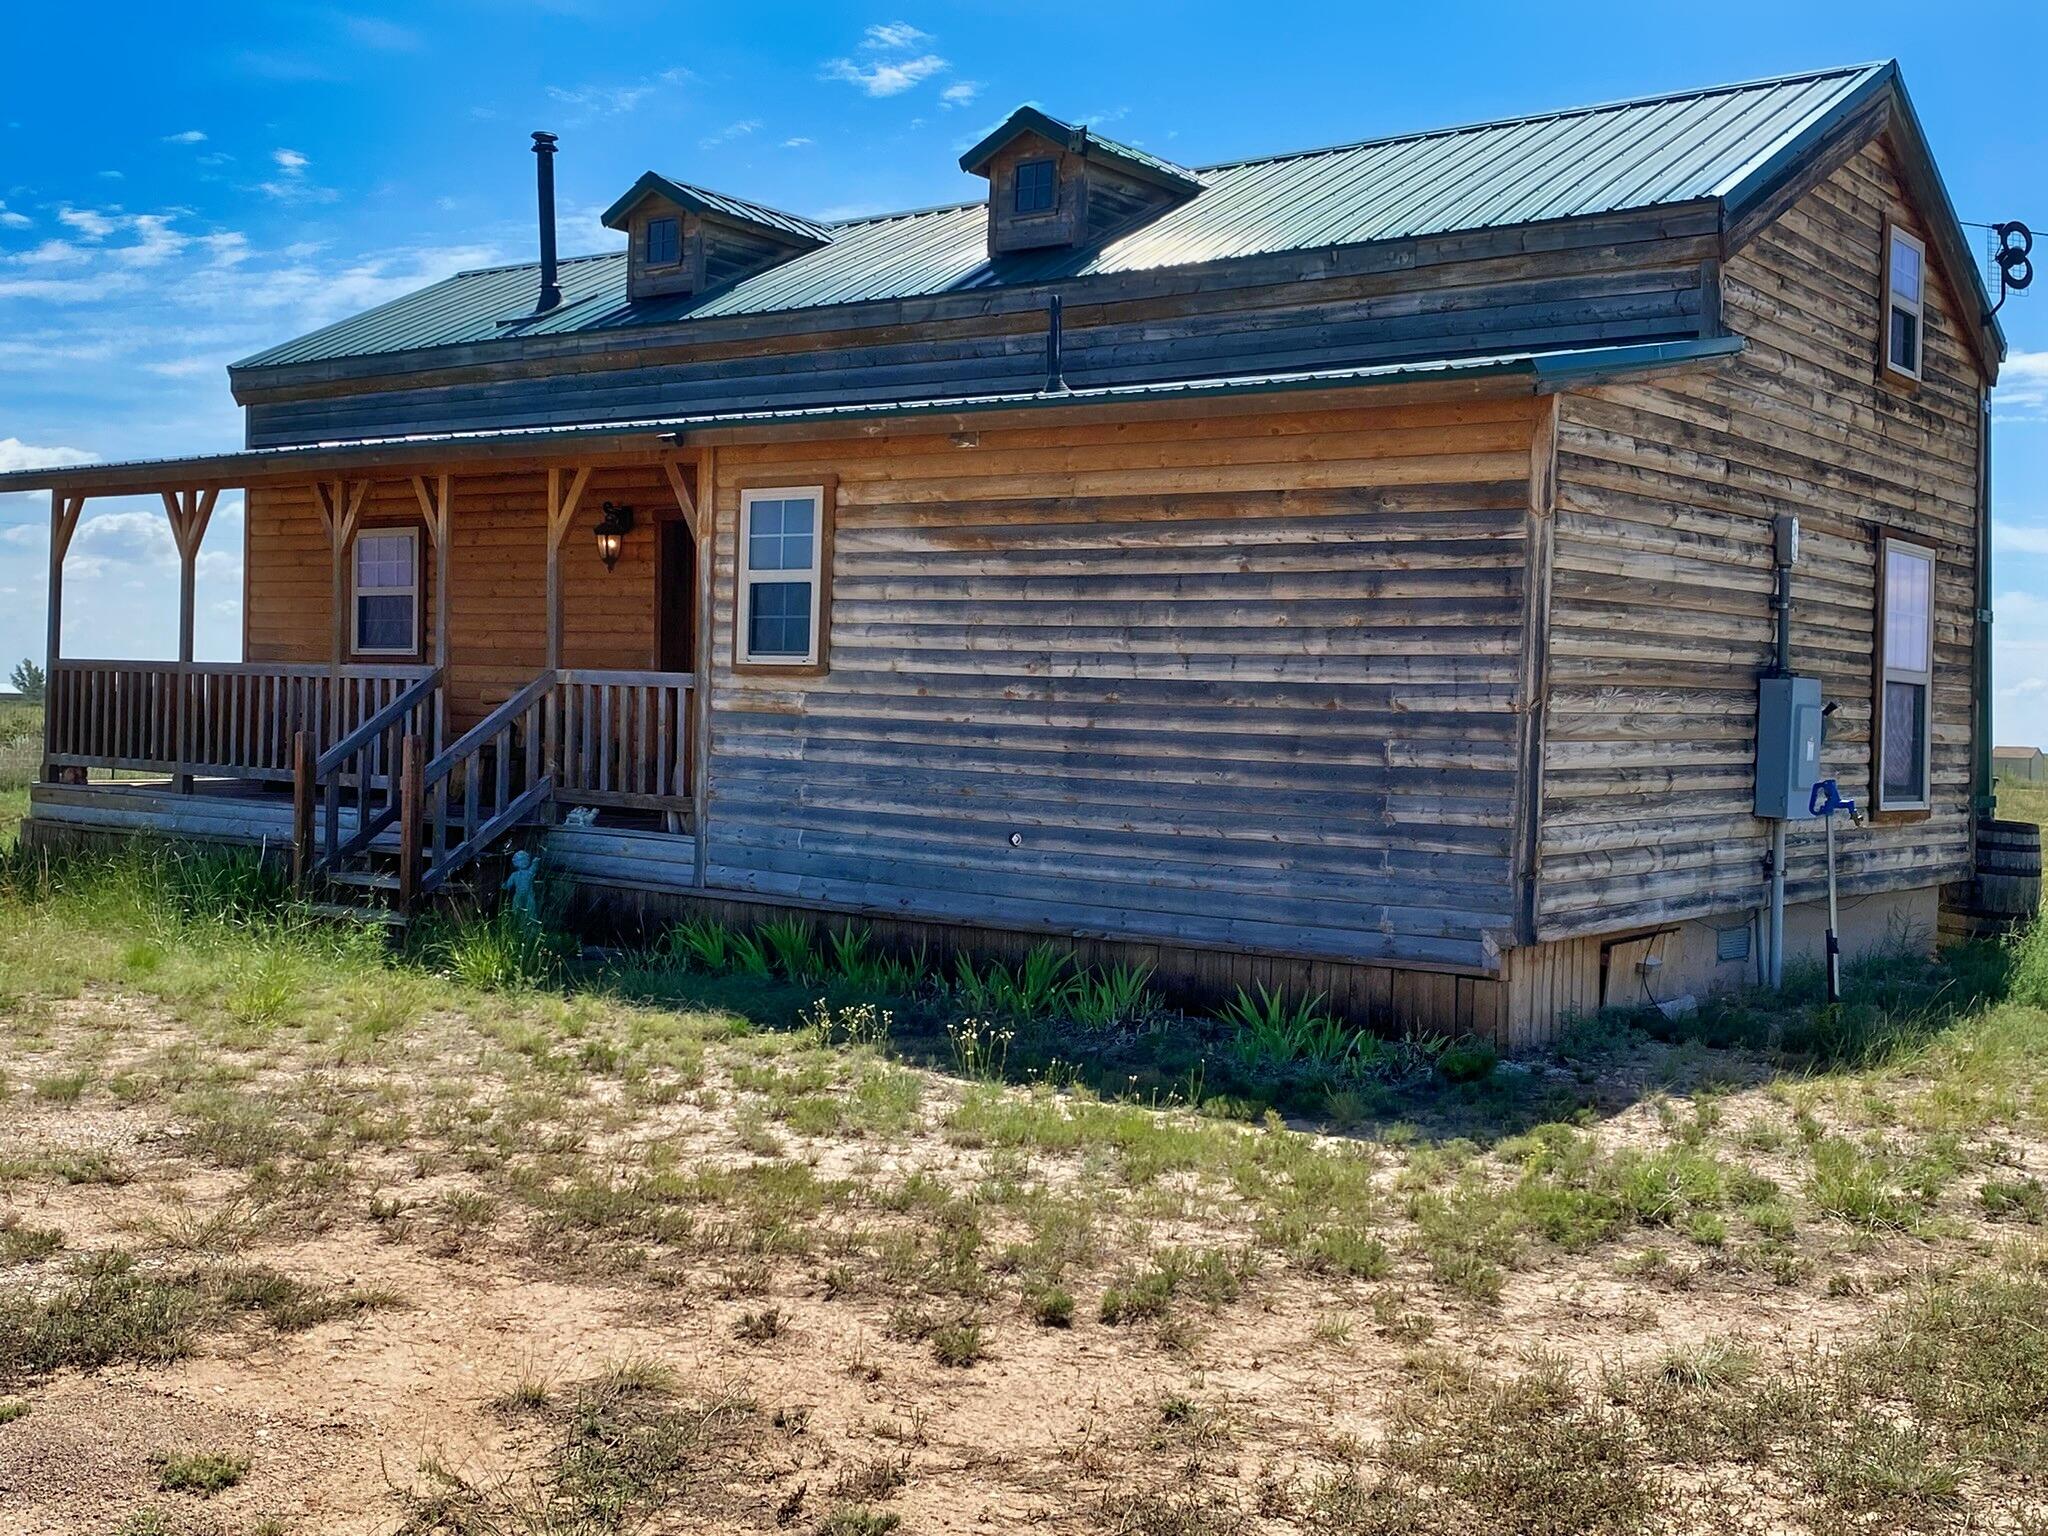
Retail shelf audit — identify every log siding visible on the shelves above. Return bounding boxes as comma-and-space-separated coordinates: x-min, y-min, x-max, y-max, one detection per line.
698, 400, 1540, 973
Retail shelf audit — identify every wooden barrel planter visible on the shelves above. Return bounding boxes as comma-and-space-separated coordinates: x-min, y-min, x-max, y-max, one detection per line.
1978, 816, 2044, 924
1941, 818, 2043, 943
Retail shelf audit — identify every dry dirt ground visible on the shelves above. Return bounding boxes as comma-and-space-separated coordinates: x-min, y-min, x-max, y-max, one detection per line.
1, 954, 2046, 1535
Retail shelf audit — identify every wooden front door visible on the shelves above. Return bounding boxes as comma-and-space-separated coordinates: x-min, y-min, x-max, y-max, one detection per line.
656, 516, 696, 673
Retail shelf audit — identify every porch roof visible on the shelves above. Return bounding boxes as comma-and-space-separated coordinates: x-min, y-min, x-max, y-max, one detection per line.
0, 336, 1743, 496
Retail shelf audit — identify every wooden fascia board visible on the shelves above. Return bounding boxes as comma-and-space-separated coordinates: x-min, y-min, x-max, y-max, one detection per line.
4, 343, 1746, 496
226, 202, 1725, 404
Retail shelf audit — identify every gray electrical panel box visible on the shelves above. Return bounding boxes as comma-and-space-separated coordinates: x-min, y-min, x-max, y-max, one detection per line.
1755, 674, 1823, 819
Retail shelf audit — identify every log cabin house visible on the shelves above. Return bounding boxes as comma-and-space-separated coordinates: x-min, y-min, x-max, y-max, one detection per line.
4, 61, 2008, 1045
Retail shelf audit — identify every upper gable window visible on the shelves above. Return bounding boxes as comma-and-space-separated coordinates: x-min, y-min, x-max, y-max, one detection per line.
1886, 225, 1926, 380
1013, 158, 1057, 215
645, 216, 681, 267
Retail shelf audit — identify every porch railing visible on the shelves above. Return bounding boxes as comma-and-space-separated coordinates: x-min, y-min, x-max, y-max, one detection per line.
547, 669, 695, 814
45, 660, 440, 783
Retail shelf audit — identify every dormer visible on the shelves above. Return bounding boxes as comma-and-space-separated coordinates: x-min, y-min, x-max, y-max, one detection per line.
959, 108, 1200, 257
602, 174, 832, 302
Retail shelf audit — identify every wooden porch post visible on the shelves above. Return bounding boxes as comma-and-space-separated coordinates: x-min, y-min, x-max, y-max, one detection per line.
544, 465, 593, 672
692, 449, 715, 887
661, 457, 701, 842
411, 472, 453, 751
312, 478, 370, 738
41, 490, 88, 783
161, 487, 220, 793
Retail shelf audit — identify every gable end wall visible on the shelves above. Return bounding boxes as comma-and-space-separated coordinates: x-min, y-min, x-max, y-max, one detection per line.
1532, 136, 1986, 943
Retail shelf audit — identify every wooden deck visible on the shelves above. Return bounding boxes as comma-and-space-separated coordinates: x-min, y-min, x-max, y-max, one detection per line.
23, 780, 699, 887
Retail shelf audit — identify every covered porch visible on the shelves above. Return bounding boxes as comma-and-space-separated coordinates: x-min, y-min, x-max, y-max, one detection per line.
19, 428, 716, 908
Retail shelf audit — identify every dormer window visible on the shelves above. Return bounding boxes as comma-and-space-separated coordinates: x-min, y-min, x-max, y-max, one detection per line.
1014, 159, 1057, 215
602, 173, 831, 303
645, 216, 680, 267
960, 107, 1199, 258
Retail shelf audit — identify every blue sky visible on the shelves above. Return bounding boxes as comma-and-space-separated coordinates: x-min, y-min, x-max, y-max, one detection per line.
2, 2, 2045, 741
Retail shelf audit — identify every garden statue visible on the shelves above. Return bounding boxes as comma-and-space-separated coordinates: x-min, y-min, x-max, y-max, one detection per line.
502, 849, 541, 925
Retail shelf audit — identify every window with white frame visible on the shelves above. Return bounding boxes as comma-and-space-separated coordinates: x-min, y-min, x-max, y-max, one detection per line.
739, 487, 824, 666
1877, 537, 1935, 810
353, 527, 419, 656
1885, 225, 1926, 380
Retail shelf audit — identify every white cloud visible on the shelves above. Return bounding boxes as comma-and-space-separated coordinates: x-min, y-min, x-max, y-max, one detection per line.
0, 210, 28, 230
1995, 585, 2048, 747
257, 148, 335, 203
13, 239, 81, 266
546, 66, 692, 120
782, 136, 814, 149
112, 214, 189, 267
57, 207, 117, 241
699, 118, 761, 149
163, 129, 208, 145
940, 81, 981, 109
0, 438, 96, 475
824, 53, 948, 97
1997, 348, 2048, 424
1995, 520, 2048, 558
861, 22, 931, 49
824, 21, 949, 96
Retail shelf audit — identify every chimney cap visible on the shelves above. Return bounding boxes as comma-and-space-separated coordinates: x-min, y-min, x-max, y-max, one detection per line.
531, 130, 559, 151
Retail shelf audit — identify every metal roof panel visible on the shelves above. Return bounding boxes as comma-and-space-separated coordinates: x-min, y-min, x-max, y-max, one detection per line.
237, 64, 1893, 370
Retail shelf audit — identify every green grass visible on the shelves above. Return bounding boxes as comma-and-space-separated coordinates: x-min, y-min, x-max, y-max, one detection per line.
153, 1447, 249, 1495
5, 839, 2048, 1528
0, 1253, 397, 1387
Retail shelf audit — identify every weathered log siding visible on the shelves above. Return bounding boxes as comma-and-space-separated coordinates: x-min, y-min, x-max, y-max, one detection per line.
700, 400, 1537, 972
1535, 139, 1984, 939
237, 208, 1715, 447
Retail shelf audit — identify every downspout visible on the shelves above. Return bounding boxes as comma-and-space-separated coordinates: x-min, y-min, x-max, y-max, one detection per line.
1975, 386, 1994, 823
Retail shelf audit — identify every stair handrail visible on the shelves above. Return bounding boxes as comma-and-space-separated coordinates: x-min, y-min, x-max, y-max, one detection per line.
423, 670, 555, 789
411, 669, 559, 900
316, 667, 442, 777
304, 666, 442, 876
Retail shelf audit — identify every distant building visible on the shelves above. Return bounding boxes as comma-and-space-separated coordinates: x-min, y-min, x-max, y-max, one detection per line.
1995, 746, 2047, 785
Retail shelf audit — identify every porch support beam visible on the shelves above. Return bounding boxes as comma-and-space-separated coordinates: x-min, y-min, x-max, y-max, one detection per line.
691, 448, 714, 886
313, 478, 372, 735
661, 457, 698, 539
544, 465, 593, 671
42, 490, 89, 783
410, 473, 453, 671
160, 486, 220, 792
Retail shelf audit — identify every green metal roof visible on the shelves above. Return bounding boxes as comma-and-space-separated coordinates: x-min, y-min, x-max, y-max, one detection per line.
236, 62, 1995, 374
957, 106, 1202, 193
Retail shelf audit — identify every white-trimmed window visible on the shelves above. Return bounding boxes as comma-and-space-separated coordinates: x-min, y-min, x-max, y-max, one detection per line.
1885, 225, 1926, 380
738, 486, 824, 667
1877, 536, 1935, 810
352, 527, 419, 656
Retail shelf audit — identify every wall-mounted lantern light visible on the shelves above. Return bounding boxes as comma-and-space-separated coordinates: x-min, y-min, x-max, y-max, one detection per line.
595, 501, 635, 571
